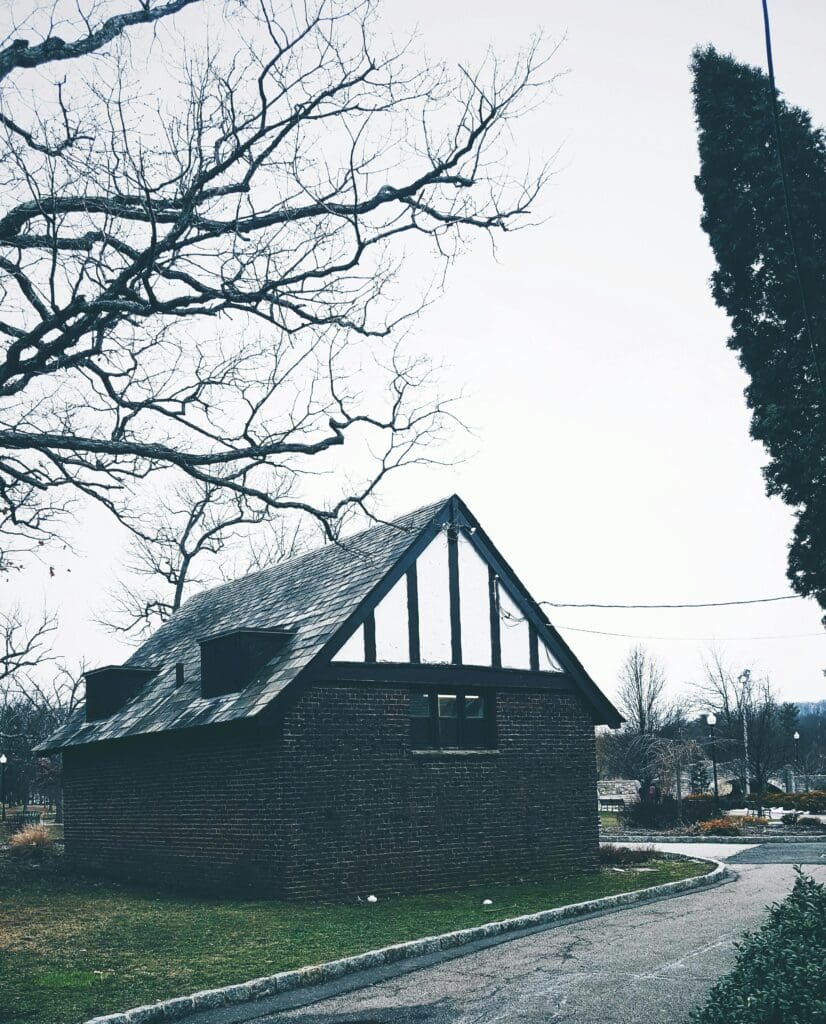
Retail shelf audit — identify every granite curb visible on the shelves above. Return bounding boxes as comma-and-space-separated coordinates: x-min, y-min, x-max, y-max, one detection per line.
82, 856, 730, 1024
602, 833, 826, 844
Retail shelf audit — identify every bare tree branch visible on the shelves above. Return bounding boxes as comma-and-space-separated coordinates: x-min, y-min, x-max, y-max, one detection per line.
0, 0, 553, 560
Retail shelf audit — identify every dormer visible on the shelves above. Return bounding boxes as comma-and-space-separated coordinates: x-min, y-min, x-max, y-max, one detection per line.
85, 666, 159, 721
199, 628, 292, 698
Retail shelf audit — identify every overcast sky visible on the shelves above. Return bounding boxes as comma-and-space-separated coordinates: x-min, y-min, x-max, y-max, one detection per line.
8, 0, 826, 707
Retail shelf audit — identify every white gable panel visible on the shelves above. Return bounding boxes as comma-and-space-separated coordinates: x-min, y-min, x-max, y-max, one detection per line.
539, 639, 563, 672
417, 530, 452, 664
331, 624, 365, 661
498, 586, 531, 670
458, 534, 491, 666
375, 575, 409, 661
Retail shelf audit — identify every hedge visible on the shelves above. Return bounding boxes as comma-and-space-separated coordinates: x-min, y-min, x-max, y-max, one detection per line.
621, 794, 725, 830
760, 790, 826, 814
690, 870, 826, 1024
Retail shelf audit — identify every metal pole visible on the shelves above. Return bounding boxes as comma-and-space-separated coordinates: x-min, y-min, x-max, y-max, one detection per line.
1, 759, 5, 821
794, 735, 800, 794
710, 725, 720, 817
739, 670, 751, 803
743, 711, 750, 801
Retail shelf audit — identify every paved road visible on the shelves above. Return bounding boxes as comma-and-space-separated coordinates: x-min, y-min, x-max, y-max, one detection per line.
191, 845, 826, 1024
727, 841, 826, 864
254, 848, 825, 1024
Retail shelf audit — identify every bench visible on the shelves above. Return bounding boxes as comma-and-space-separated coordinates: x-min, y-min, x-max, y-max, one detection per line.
598, 797, 626, 814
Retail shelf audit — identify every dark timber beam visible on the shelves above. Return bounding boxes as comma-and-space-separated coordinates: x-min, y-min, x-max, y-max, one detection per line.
448, 525, 462, 665
364, 611, 376, 663
317, 661, 571, 692
488, 565, 502, 669
407, 564, 420, 664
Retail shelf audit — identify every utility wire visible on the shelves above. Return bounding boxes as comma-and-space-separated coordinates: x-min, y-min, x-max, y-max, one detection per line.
760, 0, 826, 396
541, 595, 800, 610
557, 624, 826, 642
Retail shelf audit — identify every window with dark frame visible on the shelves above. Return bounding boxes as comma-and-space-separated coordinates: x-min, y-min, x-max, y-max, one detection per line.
409, 688, 496, 750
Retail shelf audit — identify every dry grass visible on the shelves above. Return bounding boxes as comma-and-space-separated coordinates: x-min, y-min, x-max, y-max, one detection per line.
8, 824, 55, 859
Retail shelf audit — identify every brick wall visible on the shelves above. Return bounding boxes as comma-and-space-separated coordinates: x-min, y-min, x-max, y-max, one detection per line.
62, 724, 280, 892
62, 684, 599, 897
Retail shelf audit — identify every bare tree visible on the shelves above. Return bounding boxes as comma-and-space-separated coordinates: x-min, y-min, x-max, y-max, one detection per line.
0, 0, 554, 561
0, 607, 80, 816
0, 605, 56, 688
695, 648, 797, 801
616, 645, 668, 735
99, 481, 308, 640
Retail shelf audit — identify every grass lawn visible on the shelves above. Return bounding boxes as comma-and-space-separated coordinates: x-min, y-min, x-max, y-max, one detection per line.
0, 855, 710, 1024
599, 811, 620, 829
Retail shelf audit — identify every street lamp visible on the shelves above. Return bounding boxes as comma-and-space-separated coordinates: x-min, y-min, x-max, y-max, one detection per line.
706, 713, 720, 816
0, 754, 7, 821
793, 731, 801, 793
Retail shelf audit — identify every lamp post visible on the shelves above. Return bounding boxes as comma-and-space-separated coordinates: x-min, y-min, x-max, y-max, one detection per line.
706, 713, 720, 816
793, 730, 800, 793
0, 754, 6, 821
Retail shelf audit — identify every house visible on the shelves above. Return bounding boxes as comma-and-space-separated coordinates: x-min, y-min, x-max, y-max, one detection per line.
39, 495, 622, 898
597, 779, 641, 809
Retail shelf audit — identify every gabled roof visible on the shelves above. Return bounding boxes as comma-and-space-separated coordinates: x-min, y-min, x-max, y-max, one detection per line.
39, 495, 621, 752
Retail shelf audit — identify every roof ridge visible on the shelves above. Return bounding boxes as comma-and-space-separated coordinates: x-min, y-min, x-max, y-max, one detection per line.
180, 495, 452, 611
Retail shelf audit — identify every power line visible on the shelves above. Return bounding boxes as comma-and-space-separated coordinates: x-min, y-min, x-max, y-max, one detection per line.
556, 624, 826, 642
541, 595, 801, 610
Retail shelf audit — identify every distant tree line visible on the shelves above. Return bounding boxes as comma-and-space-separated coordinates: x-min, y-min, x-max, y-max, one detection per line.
597, 645, 823, 801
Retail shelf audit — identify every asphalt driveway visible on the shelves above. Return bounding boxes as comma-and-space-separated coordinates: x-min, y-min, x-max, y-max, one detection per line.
189, 845, 826, 1024
726, 841, 826, 864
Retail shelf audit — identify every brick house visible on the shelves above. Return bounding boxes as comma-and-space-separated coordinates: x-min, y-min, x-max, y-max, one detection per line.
40, 495, 621, 898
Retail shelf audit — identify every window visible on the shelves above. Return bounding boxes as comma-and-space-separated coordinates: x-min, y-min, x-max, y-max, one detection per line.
409, 688, 496, 750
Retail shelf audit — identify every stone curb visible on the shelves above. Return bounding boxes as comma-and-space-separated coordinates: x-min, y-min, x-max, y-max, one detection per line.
602, 833, 826, 844
82, 856, 730, 1024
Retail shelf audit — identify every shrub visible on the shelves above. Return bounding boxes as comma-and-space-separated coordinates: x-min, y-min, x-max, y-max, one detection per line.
681, 794, 718, 825
8, 825, 55, 859
698, 818, 741, 836
621, 798, 681, 831
691, 870, 826, 1023
761, 790, 826, 814
739, 815, 769, 828
796, 816, 824, 831
782, 811, 801, 826
599, 843, 657, 866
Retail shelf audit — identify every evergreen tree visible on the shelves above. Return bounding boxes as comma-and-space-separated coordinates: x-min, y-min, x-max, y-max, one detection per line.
690, 757, 710, 796
692, 47, 826, 620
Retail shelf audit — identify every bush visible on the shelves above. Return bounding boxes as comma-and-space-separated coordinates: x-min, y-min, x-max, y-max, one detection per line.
8, 825, 55, 859
681, 794, 719, 825
739, 815, 769, 828
761, 790, 826, 814
599, 843, 657, 865
621, 798, 681, 830
796, 816, 824, 831
698, 818, 742, 836
782, 811, 801, 826
691, 870, 826, 1023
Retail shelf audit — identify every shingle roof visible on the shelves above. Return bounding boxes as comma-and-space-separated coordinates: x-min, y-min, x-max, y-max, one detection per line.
40, 497, 450, 751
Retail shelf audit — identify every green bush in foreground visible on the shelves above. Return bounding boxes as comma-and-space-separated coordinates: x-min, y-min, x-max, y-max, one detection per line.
691, 870, 826, 1024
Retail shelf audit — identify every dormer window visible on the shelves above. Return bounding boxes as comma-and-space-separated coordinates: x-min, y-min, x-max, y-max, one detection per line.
199, 628, 292, 698
85, 666, 159, 721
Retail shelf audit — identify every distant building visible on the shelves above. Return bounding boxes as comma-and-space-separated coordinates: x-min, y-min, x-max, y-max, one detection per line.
597, 779, 640, 808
